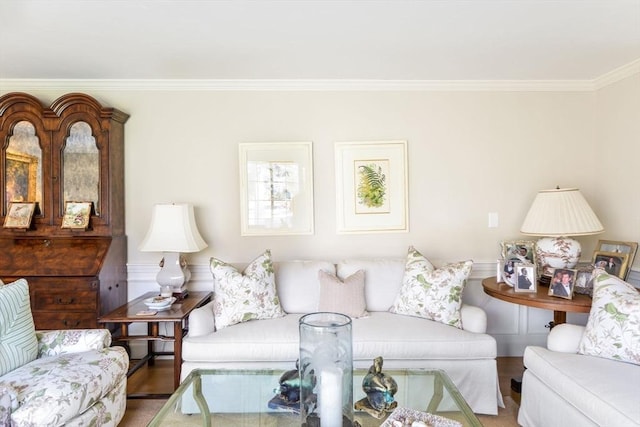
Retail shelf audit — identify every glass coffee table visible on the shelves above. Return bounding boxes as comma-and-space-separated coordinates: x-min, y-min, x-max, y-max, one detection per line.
148, 368, 482, 426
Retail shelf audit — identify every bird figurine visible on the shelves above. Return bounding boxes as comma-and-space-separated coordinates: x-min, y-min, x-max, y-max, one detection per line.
354, 356, 398, 418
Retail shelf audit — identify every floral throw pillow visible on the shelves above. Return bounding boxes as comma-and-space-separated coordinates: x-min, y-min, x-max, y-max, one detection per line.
578, 271, 640, 365
390, 246, 473, 329
210, 249, 285, 330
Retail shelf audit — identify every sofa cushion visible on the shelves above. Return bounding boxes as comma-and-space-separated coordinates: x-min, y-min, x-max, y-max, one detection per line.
0, 279, 38, 376
210, 249, 284, 330
275, 260, 336, 313
318, 269, 368, 318
390, 247, 473, 329
1, 346, 128, 427
523, 345, 640, 426
336, 258, 405, 311
578, 271, 640, 365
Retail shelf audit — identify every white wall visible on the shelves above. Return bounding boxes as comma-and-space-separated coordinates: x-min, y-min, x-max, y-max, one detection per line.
3, 76, 638, 356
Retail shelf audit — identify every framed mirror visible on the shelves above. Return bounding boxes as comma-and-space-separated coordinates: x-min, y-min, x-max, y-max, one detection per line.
63, 121, 100, 216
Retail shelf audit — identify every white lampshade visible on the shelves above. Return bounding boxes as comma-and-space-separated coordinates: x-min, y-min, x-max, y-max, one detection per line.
521, 188, 604, 277
139, 203, 208, 253
520, 188, 604, 236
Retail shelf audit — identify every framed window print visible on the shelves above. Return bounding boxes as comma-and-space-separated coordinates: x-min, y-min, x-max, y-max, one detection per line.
239, 142, 314, 236
3, 201, 36, 229
335, 141, 408, 234
61, 201, 92, 229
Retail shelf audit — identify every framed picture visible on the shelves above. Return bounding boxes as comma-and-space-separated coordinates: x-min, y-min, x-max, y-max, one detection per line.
335, 141, 408, 233
239, 142, 314, 236
500, 240, 537, 286
61, 201, 92, 229
5, 152, 39, 212
592, 250, 629, 279
514, 264, 536, 293
548, 268, 577, 300
574, 263, 596, 296
594, 240, 638, 279
3, 201, 36, 229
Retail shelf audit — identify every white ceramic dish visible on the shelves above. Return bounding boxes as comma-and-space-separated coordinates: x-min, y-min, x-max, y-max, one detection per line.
143, 296, 175, 308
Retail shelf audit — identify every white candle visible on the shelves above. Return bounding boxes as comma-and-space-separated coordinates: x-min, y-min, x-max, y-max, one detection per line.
319, 366, 343, 427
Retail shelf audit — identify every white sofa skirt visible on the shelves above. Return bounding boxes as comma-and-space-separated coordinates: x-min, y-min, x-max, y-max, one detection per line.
182, 312, 502, 415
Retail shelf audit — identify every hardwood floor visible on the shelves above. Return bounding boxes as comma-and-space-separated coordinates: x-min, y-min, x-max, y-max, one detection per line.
123, 357, 524, 425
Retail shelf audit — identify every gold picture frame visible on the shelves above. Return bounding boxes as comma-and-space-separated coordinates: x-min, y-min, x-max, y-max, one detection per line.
61, 201, 92, 229
592, 250, 629, 279
3, 201, 36, 229
594, 240, 638, 279
548, 268, 577, 300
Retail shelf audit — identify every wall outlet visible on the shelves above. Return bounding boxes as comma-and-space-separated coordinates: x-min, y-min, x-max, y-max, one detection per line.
488, 212, 499, 228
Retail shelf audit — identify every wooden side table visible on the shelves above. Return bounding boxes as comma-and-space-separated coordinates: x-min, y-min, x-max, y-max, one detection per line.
99, 290, 212, 398
482, 276, 591, 326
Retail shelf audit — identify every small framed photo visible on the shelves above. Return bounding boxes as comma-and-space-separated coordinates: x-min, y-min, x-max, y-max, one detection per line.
592, 251, 629, 279
574, 263, 596, 296
594, 240, 637, 279
548, 268, 577, 299
501, 240, 537, 266
3, 202, 36, 229
501, 259, 517, 286
514, 264, 536, 293
61, 201, 92, 229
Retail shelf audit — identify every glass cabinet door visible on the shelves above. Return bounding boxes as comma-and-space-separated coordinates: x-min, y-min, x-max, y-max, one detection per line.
62, 121, 100, 216
4, 120, 43, 214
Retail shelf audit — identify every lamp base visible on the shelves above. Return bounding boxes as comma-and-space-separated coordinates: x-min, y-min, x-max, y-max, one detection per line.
156, 252, 192, 295
535, 236, 582, 277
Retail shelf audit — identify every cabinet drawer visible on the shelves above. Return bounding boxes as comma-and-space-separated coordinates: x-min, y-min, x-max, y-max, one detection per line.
32, 290, 97, 311
33, 312, 97, 330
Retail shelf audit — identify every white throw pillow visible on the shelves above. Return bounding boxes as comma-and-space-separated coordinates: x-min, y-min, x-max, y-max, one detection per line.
0, 279, 38, 376
578, 270, 640, 365
317, 269, 368, 318
390, 246, 472, 329
210, 250, 285, 330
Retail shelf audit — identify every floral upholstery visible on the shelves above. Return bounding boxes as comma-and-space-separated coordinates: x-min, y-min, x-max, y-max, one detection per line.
0, 329, 127, 427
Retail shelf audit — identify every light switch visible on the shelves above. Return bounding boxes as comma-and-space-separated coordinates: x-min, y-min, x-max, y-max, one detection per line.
488, 212, 499, 228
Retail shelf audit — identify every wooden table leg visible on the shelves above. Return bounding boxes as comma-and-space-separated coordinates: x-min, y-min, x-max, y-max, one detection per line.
553, 311, 567, 325
174, 320, 183, 389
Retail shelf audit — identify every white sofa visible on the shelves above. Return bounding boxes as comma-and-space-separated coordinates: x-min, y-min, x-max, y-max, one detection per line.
518, 323, 640, 427
182, 258, 503, 415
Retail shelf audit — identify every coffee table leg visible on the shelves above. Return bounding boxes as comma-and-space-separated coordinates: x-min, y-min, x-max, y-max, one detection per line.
193, 374, 211, 426
427, 375, 444, 413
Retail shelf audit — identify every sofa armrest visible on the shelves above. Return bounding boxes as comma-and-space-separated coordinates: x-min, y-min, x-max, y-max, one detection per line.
547, 323, 585, 353
36, 329, 112, 357
188, 301, 216, 337
460, 304, 487, 333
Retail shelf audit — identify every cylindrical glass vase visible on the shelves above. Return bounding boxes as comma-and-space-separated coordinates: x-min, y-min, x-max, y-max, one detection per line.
299, 312, 353, 427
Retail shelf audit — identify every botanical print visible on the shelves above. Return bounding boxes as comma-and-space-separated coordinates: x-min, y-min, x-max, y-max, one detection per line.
355, 159, 390, 213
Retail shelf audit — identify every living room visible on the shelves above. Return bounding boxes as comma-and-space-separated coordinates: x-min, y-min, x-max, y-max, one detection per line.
1, 1, 639, 426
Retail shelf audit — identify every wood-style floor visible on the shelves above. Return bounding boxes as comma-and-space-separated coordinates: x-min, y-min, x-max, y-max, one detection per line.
125, 357, 524, 420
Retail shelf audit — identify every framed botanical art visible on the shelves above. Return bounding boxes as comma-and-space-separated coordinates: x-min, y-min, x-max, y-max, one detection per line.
592, 250, 629, 279
3, 201, 36, 229
594, 240, 637, 279
335, 141, 408, 233
239, 142, 314, 236
61, 201, 92, 229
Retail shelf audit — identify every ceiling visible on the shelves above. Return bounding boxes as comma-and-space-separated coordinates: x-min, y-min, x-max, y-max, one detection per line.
1, 0, 639, 82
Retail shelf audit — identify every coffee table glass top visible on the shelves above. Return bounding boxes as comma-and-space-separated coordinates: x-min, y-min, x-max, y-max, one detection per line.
148, 368, 482, 427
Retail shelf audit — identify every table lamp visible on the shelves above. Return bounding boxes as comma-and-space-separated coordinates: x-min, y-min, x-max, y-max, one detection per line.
520, 187, 604, 283
139, 203, 208, 296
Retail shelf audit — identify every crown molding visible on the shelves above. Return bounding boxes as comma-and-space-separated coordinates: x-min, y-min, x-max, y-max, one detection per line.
0, 78, 595, 92
593, 58, 640, 90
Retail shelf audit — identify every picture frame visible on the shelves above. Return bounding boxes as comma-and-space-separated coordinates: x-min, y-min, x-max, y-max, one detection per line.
61, 201, 92, 229
574, 263, 596, 296
3, 201, 36, 229
335, 141, 408, 233
500, 240, 537, 286
592, 250, 629, 280
5, 152, 39, 212
239, 142, 314, 236
548, 268, 577, 300
594, 240, 638, 279
514, 264, 536, 293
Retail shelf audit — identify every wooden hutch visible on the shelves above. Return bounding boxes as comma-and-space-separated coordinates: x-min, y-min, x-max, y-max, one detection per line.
0, 92, 128, 330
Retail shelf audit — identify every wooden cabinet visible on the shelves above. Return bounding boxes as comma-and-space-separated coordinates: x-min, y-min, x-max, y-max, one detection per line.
0, 93, 128, 329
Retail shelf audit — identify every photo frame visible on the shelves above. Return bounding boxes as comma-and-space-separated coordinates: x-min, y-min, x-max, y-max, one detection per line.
594, 240, 638, 279
592, 250, 629, 279
500, 240, 537, 286
514, 264, 536, 293
335, 141, 408, 233
574, 263, 596, 296
3, 201, 36, 229
239, 142, 314, 236
548, 268, 577, 300
61, 201, 92, 229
